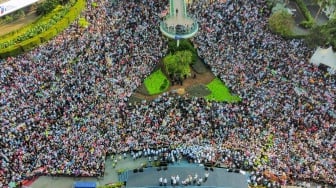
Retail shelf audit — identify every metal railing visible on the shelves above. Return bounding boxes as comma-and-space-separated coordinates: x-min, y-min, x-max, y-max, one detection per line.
160, 19, 198, 36
169, 0, 174, 16
182, 0, 187, 17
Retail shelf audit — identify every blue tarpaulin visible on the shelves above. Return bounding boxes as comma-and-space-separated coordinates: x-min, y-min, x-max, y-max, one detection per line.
73, 182, 96, 188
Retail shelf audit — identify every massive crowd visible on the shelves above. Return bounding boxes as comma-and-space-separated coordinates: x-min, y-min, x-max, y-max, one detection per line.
0, 0, 335, 187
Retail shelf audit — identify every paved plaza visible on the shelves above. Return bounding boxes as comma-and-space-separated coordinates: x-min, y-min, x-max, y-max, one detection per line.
164, 0, 194, 27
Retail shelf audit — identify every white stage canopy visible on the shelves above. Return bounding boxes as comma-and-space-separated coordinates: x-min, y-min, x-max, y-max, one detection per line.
310, 46, 336, 73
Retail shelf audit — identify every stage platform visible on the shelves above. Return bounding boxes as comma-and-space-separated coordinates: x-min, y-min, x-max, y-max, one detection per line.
124, 166, 248, 188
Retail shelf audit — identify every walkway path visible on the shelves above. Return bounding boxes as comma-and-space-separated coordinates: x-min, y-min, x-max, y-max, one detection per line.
165, 0, 193, 28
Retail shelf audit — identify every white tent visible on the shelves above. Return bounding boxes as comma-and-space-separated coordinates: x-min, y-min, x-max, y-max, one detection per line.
310, 47, 336, 72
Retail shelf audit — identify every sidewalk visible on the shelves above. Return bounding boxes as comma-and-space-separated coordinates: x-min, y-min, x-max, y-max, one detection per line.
165, 0, 194, 27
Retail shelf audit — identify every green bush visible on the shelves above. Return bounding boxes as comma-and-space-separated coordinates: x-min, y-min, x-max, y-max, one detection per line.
305, 19, 336, 49
4, 15, 14, 23
78, 17, 90, 28
20, 36, 41, 51
36, 0, 62, 15
0, 45, 23, 58
0, 10, 25, 25
13, 10, 25, 20
163, 50, 193, 78
55, 17, 70, 32
40, 28, 58, 42
294, 0, 315, 28
168, 39, 197, 56
299, 20, 315, 28
66, 9, 79, 21
268, 10, 294, 37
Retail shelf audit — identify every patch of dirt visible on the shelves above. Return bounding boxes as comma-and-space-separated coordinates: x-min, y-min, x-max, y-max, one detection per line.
192, 57, 210, 74
129, 58, 216, 103
135, 84, 148, 95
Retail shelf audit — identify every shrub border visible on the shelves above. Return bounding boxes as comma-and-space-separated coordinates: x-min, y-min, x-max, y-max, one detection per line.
0, 0, 86, 58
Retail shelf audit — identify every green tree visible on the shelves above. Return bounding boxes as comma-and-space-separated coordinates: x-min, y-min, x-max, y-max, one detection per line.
268, 10, 294, 36
163, 54, 178, 75
36, 0, 69, 15
168, 39, 197, 54
305, 19, 336, 49
163, 50, 193, 78
175, 50, 193, 67
36, 0, 58, 15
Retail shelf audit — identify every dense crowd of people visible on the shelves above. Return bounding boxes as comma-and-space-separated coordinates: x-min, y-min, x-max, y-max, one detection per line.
0, 0, 335, 187
190, 0, 335, 186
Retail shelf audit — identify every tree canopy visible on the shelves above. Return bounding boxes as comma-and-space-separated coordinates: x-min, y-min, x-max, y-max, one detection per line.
163, 50, 193, 78
268, 10, 294, 37
305, 19, 336, 49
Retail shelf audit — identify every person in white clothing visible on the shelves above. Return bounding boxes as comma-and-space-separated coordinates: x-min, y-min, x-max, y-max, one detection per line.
159, 177, 163, 186
205, 171, 209, 181
176, 175, 180, 185
163, 177, 167, 186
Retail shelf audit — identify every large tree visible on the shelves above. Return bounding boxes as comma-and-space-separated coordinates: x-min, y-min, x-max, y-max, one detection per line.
163, 50, 193, 78
268, 10, 294, 37
163, 54, 178, 75
305, 19, 336, 49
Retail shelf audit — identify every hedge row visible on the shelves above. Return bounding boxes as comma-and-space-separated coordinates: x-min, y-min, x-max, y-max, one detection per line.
294, 0, 315, 28
0, 0, 86, 58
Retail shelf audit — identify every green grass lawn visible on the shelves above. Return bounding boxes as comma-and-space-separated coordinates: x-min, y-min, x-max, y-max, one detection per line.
144, 69, 170, 95
205, 78, 241, 102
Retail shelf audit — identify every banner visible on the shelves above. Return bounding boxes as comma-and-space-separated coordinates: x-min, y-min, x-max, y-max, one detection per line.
0, 0, 39, 17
